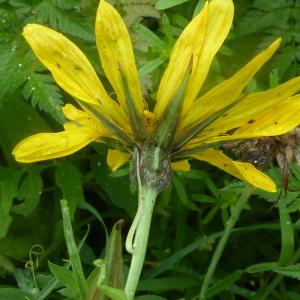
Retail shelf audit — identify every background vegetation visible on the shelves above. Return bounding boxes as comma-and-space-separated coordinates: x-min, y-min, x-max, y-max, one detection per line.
1, 0, 300, 299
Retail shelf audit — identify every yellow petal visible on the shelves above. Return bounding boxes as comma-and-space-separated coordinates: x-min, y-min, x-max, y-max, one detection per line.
95, 0, 146, 119
153, 2, 208, 120
155, 0, 234, 120
179, 38, 281, 131
171, 160, 190, 171
13, 127, 101, 163
107, 149, 131, 171
62, 104, 109, 134
193, 148, 276, 192
181, 0, 234, 115
227, 95, 300, 139
23, 24, 129, 131
187, 94, 300, 147
63, 103, 91, 122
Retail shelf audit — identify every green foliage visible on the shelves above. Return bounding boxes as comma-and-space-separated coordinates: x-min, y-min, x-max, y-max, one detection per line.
0, 0, 300, 299
56, 162, 85, 219
234, 0, 300, 81
0, 0, 95, 123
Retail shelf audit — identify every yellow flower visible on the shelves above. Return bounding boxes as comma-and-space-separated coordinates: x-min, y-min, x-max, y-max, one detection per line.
13, 0, 300, 193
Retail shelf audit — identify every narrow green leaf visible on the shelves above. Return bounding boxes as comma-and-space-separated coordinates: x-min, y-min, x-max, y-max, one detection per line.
79, 201, 109, 244
48, 261, 76, 290
87, 220, 124, 300
206, 270, 243, 298
269, 69, 279, 88
173, 174, 199, 211
202, 205, 219, 225
97, 285, 128, 300
155, 0, 190, 10
132, 24, 165, 49
246, 262, 278, 273
146, 223, 288, 279
60, 199, 88, 300
193, 0, 206, 16
104, 220, 124, 290
138, 58, 166, 77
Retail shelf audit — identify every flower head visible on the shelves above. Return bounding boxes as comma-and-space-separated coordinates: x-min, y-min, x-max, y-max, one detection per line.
13, 0, 300, 193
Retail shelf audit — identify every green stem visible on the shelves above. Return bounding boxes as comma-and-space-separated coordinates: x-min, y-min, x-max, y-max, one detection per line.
278, 196, 294, 266
60, 200, 88, 300
199, 185, 253, 300
124, 185, 158, 300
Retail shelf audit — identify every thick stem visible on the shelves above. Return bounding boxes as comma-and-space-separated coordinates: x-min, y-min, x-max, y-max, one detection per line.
199, 185, 253, 300
278, 196, 294, 266
124, 185, 158, 300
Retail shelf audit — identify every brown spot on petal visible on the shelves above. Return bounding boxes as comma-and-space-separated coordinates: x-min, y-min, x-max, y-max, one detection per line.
73, 65, 82, 71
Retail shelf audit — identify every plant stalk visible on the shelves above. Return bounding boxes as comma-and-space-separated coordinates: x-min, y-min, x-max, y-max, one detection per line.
60, 199, 88, 300
124, 185, 158, 300
199, 185, 253, 300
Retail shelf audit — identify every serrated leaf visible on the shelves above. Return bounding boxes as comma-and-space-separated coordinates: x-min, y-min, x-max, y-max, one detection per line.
252, 0, 294, 11
56, 162, 84, 219
273, 264, 300, 280
36, 1, 94, 41
121, 2, 160, 25
0, 51, 27, 100
50, 0, 80, 9
48, 261, 76, 290
236, 7, 291, 35
22, 71, 65, 124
